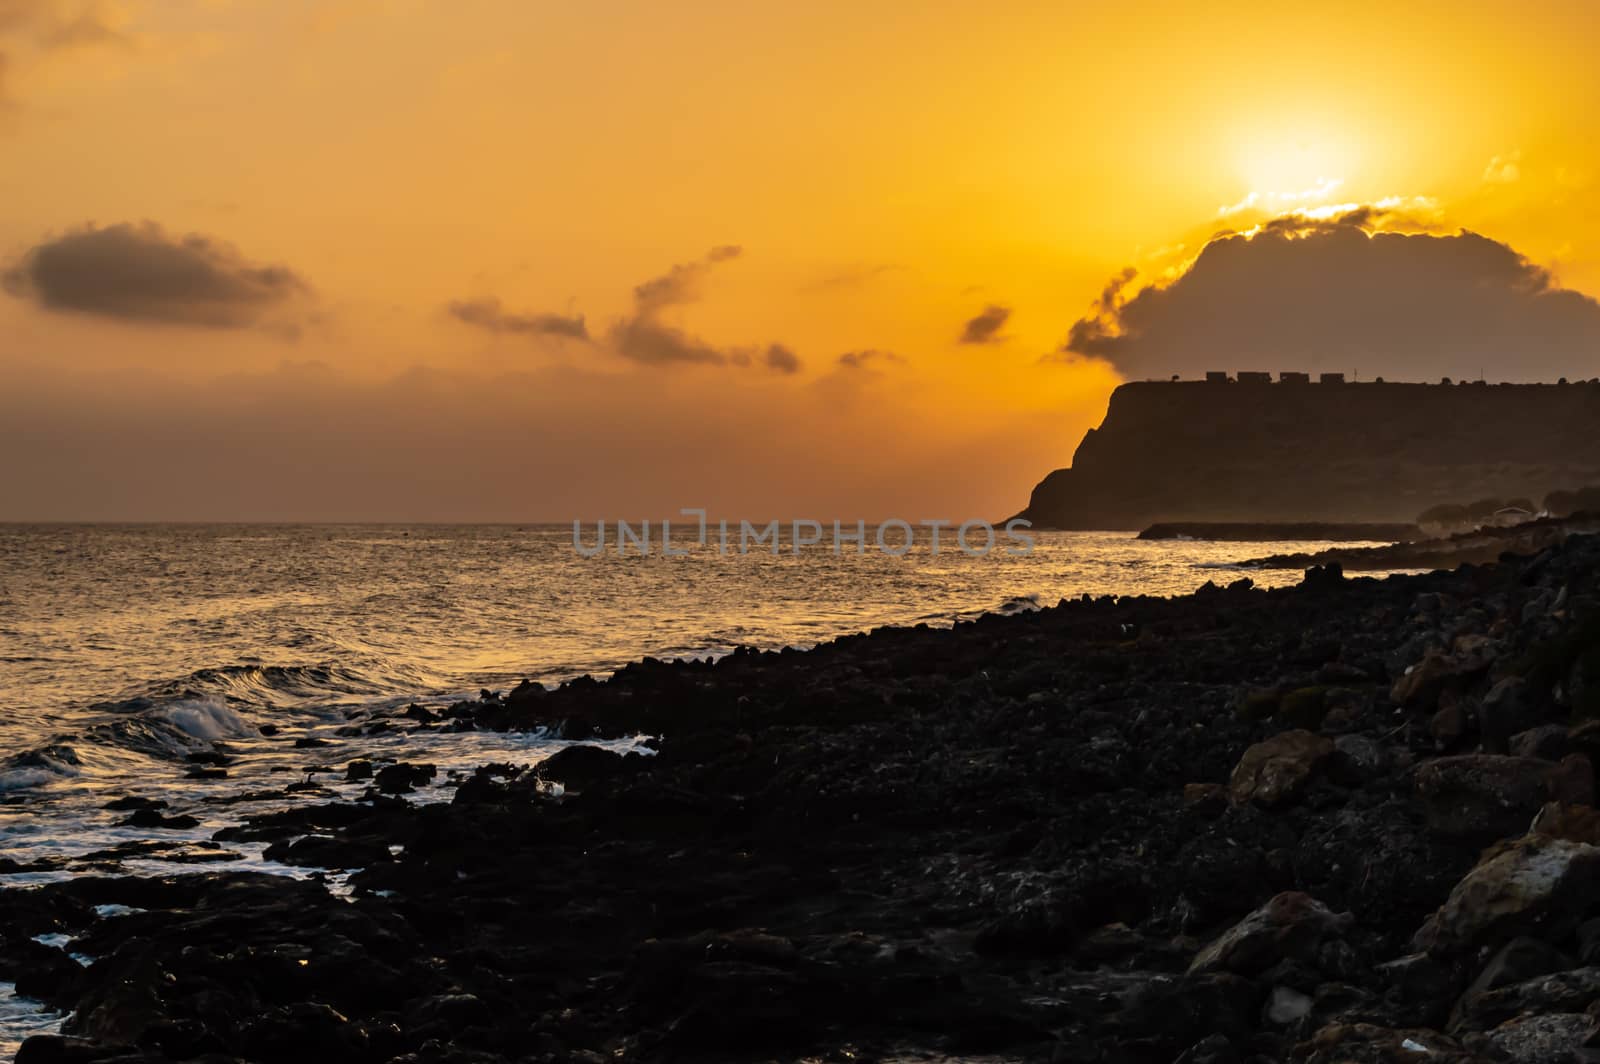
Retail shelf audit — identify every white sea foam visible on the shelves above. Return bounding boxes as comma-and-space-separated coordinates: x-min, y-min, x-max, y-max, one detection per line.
156, 698, 257, 742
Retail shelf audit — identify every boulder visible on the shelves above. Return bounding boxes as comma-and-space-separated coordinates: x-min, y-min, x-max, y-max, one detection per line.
1547, 754, 1597, 807
536, 744, 647, 791
1189, 892, 1352, 976
1512, 724, 1574, 761
1480, 676, 1544, 753
1531, 802, 1600, 844
1480, 1013, 1599, 1064
373, 762, 436, 794
1229, 731, 1337, 808
1447, 937, 1575, 1030
1412, 835, 1600, 956
1413, 755, 1555, 841
1451, 968, 1600, 1032
1392, 650, 1469, 713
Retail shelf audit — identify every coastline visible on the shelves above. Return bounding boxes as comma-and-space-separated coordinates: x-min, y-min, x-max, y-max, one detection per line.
5, 540, 1600, 1061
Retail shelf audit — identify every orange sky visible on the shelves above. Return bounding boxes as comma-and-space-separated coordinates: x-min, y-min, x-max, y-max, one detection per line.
2, 0, 1597, 520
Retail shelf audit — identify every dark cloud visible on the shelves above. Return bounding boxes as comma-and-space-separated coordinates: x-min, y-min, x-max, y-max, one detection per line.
3, 221, 310, 329
611, 318, 727, 366
960, 304, 1011, 344
631, 244, 742, 315
761, 343, 801, 374
605, 246, 801, 373
1064, 209, 1600, 382
837, 349, 905, 369
447, 298, 588, 340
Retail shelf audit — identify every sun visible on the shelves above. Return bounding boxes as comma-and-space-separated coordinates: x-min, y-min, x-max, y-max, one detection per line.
1229, 123, 1363, 213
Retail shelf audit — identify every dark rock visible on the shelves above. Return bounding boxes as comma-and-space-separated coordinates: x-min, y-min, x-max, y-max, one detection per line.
101, 797, 165, 812
1513, 724, 1575, 761
1480, 676, 1545, 753
14, 1036, 137, 1063
373, 762, 436, 794
536, 744, 647, 791
1228, 730, 1336, 808
117, 809, 200, 830
1189, 893, 1352, 976
1413, 834, 1600, 956
1414, 755, 1554, 841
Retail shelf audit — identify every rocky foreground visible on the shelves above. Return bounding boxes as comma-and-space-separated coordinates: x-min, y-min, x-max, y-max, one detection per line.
7, 538, 1600, 1062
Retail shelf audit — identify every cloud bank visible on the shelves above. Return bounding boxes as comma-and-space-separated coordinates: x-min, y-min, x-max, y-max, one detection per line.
3, 221, 309, 329
1064, 210, 1600, 382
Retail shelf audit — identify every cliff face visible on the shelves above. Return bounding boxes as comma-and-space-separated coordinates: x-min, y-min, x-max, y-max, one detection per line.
1017, 380, 1600, 529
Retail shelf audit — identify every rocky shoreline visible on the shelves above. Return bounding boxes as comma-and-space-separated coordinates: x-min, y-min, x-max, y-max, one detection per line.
7, 539, 1600, 1062
1239, 515, 1600, 572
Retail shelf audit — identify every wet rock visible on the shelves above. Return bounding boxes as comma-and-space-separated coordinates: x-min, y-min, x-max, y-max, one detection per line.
1414, 755, 1555, 841
1189, 892, 1352, 976
101, 796, 165, 812
1413, 835, 1600, 957
345, 759, 373, 782
117, 809, 200, 830
1303, 563, 1345, 591
505, 678, 546, 707
13, 1036, 137, 1063
373, 762, 436, 794
1228, 730, 1337, 808
536, 744, 647, 791
183, 767, 227, 780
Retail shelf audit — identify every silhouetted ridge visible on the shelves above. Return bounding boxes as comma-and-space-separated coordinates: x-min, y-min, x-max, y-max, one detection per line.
1017, 379, 1600, 529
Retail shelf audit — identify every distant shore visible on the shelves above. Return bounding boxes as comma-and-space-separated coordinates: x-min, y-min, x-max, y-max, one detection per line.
1237, 511, 1600, 570
7, 535, 1600, 1061
1139, 521, 1422, 542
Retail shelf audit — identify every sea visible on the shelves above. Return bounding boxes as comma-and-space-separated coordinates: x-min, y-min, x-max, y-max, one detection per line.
0, 523, 1402, 1053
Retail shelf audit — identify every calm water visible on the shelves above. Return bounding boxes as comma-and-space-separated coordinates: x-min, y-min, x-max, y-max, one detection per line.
0, 523, 1394, 1053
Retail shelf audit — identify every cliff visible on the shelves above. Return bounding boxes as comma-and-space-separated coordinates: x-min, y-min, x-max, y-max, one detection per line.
1016, 379, 1600, 529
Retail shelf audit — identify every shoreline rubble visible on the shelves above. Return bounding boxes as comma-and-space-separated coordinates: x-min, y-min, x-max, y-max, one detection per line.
7, 537, 1600, 1061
